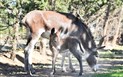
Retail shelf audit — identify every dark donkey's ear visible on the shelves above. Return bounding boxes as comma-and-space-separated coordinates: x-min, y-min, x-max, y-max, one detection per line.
51, 28, 55, 35
97, 46, 105, 50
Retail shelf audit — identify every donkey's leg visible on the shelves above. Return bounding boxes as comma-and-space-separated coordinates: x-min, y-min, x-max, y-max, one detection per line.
68, 52, 75, 72
24, 36, 40, 75
41, 38, 47, 55
24, 35, 32, 71
24, 30, 44, 75
51, 49, 59, 75
61, 52, 66, 72
70, 49, 83, 76
61, 50, 75, 72
41, 31, 50, 55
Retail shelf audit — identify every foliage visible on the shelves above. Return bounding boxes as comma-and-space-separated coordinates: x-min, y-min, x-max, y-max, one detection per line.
1, 0, 123, 29
93, 66, 123, 77
99, 50, 115, 58
0, 0, 123, 45
93, 72, 123, 77
0, 0, 16, 34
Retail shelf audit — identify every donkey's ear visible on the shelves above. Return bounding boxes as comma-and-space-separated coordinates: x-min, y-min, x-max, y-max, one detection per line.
92, 46, 105, 52
97, 46, 105, 50
58, 27, 64, 33
51, 28, 55, 35
56, 27, 63, 36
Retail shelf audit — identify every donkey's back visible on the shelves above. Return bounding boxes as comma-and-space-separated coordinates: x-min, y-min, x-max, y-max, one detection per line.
22, 10, 74, 31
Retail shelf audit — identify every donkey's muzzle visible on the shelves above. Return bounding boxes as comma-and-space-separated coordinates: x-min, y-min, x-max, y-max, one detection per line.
92, 64, 99, 72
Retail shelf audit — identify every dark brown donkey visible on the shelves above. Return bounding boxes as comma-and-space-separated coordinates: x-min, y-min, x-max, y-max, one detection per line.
49, 28, 105, 76
49, 28, 85, 75
21, 10, 104, 75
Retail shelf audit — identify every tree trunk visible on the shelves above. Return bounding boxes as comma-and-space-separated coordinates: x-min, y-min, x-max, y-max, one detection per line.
10, 23, 18, 60
112, 6, 123, 46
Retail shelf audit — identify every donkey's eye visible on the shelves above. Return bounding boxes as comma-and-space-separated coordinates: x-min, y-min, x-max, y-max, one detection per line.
93, 52, 98, 57
54, 40, 57, 42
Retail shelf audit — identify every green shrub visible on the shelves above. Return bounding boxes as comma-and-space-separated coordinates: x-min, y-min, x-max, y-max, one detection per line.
93, 66, 123, 77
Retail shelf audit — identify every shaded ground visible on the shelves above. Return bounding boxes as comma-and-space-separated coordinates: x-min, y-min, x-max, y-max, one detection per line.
0, 47, 123, 77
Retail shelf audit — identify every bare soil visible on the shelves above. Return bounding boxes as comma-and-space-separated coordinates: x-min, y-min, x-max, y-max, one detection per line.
0, 48, 123, 77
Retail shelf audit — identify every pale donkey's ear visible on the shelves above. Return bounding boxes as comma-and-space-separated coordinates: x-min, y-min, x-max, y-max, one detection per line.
56, 27, 63, 36
58, 27, 64, 32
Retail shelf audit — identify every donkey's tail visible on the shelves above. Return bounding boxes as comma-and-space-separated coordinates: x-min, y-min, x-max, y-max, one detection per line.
20, 15, 27, 26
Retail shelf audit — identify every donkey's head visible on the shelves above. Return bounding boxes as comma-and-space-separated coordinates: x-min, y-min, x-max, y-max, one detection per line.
85, 45, 105, 72
86, 51, 98, 72
76, 21, 105, 71
84, 43, 105, 72
49, 28, 62, 50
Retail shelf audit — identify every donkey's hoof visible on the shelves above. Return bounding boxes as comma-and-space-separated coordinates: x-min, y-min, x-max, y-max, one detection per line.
70, 68, 76, 72
24, 67, 28, 72
27, 71, 32, 76
66, 67, 75, 72
27, 70, 36, 76
31, 70, 36, 74
71, 69, 76, 72
79, 72, 84, 76
61, 70, 66, 72
50, 71, 55, 75
61, 68, 67, 72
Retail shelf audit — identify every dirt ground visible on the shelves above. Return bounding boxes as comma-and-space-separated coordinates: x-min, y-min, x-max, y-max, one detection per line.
0, 47, 123, 77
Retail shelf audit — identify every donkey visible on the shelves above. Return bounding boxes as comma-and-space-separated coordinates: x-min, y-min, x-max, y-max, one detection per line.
21, 10, 104, 75
49, 28, 99, 75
